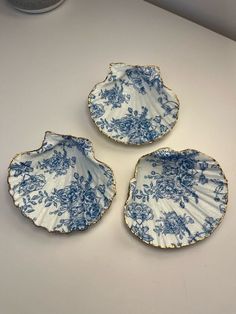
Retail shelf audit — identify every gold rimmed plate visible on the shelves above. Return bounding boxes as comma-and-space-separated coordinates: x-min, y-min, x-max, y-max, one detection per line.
124, 148, 228, 248
88, 63, 180, 145
8, 131, 116, 233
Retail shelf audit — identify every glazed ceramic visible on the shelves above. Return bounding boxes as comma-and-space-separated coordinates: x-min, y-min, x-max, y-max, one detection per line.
124, 148, 228, 248
88, 63, 179, 145
8, 132, 116, 233
8, 0, 65, 13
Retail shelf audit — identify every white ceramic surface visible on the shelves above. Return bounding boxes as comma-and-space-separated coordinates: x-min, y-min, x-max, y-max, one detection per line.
1, 0, 235, 313
89, 63, 179, 145
8, 132, 116, 233
125, 148, 228, 248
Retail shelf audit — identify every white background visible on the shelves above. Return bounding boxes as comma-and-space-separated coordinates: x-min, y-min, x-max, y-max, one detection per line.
0, 1, 236, 314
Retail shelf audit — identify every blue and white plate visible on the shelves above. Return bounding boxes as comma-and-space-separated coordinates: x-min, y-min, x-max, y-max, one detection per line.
124, 148, 228, 248
8, 132, 116, 233
88, 63, 180, 145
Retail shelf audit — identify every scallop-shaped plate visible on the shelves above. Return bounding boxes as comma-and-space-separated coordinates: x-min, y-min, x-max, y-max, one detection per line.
124, 148, 228, 248
88, 63, 180, 145
8, 132, 116, 233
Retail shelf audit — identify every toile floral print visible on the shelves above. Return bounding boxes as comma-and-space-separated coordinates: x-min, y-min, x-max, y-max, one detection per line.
8, 132, 116, 233
124, 148, 228, 248
88, 63, 179, 145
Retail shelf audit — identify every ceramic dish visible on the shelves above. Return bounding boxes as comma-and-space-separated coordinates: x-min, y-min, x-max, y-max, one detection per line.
9, 0, 65, 13
124, 148, 228, 248
8, 131, 116, 233
88, 63, 180, 145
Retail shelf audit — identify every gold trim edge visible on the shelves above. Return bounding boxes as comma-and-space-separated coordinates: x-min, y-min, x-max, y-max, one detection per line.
7, 131, 117, 235
87, 62, 180, 146
123, 147, 229, 249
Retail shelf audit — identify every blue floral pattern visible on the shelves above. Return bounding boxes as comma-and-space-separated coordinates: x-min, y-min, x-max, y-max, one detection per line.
96, 106, 169, 145
99, 83, 130, 109
14, 174, 46, 195
43, 171, 108, 231
125, 66, 163, 94
124, 149, 228, 248
154, 211, 194, 240
37, 149, 76, 178
89, 103, 105, 119
10, 161, 33, 177
125, 203, 154, 243
132, 150, 201, 208
88, 63, 179, 145
8, 132, 116, 233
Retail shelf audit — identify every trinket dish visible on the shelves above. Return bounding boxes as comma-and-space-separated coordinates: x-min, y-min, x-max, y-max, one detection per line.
8, 0, 65, 14
8, 132, 116, 233
124, 148, 228, 248
88, 63, 180, 145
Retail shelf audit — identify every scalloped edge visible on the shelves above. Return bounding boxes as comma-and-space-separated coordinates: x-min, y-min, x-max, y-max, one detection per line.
88, 62, 180, 146
7, 131, 117, 234
124, 147, 229, 248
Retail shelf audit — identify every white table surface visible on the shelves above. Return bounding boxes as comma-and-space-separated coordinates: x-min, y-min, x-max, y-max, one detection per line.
0, 1, 236, 313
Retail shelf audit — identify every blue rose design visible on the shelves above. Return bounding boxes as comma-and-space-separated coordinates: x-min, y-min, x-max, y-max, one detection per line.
117, 117, 134, 133
90, 103, 105, 118
155, 211, 194, 239
18, 174, 45, 194
85, 204, 101, 222
178, 173, 194, 187
178, 157, 195, 171
11, 161, 33, 177
157, 180, 176, 198
57, 186, 79, 204
126, 203, 153, 223
100, 84, 130, 108
131, 225, 154, 243
81, 188, 97, 204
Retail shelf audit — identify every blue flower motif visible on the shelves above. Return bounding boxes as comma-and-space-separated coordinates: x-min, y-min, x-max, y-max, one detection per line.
178, 172, 195, 187
57, 217, 87, 232
97, 106, 166, 145
198, 161, 208, 184
126, 202, 153, 223
84, 203, 101, 222
44, 172, 107, 232
15, 174, 46, 195
199, 161, 208, 171
137, 151, 200, 207
125, 68, 145, 94
37, 149, 76, 178
100, 83, 130, 109
202, 216, 220, 234
89, 64, 179, 145
8, 132, 115, 233
125, 66, 163, 95
187, 216, 221, 244
199, 174, 208, 185
59, 136, 93, 156
126, 149, 228, 247
211, 177, 227, 208
131, 225, 154, 243
99, 164, 114, 187
154, 211, 194, 240
177, 158, 195, 171
10, 161, 33, 177
89, 103, 105, 118
81, 187, 97, 204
